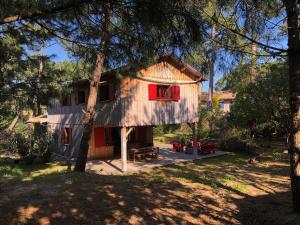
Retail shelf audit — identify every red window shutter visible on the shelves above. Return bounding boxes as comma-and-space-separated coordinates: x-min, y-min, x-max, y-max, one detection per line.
148, 84, 157, 100
94, 127, 105, 147
172, 86, 180, 101
109, 84, 115, 100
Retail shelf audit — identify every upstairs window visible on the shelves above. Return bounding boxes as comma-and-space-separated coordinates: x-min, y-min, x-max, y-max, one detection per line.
61, 95, 71, 106
157, 85, 172, 99
76, 90, 86, 105
98, 84, 115, 102
61, 127, 72, 145
148, 84, 180, 101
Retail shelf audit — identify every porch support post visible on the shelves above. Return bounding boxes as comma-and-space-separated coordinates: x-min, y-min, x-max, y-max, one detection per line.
121, 127, 127, 172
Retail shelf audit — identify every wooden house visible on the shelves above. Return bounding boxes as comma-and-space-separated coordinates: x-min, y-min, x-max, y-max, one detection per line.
47, 55, 205, 171
200, 91, 236, 112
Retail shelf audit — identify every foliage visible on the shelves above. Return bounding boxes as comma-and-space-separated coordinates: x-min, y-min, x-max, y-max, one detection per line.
197, 107, 210, 138
50, 0, 206, 69
197, 94, 226, 138
216, 63, 252, 92
230, 61, 290, 137
153, 124, 180, 136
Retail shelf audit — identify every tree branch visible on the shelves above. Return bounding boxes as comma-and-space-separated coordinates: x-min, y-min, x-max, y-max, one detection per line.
0, 0, 92, 25
200, 9, 287, 53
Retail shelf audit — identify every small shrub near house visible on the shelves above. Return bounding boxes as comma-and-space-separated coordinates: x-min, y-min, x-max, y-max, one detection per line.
1, 124, 54, 164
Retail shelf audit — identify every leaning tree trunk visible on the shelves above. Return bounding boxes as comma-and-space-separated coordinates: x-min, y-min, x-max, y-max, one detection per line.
74, 6, 109, 172
284, 0, 300, 212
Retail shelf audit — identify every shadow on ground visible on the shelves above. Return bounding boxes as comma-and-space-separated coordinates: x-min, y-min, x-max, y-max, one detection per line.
0, 154, 299, 225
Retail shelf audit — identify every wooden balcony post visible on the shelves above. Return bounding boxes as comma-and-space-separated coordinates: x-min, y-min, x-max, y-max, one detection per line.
121, 127, 127, 172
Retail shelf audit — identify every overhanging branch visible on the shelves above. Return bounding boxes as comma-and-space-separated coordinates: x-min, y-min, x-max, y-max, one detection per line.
0, 0, 92, 25
200, 9, 287, 53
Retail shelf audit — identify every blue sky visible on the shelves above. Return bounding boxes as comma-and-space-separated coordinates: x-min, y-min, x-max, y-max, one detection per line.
44, 42, 70, 62
43, 32, 287, 93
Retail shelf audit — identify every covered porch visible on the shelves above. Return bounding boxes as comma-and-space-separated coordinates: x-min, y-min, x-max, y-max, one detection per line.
86, 143, 227, 175
88, 125, 154, 172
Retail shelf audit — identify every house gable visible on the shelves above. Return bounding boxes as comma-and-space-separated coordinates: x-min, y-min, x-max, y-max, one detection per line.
138, 61, 196, 82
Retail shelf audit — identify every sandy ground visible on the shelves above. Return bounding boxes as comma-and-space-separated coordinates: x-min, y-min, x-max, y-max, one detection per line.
1, 148, 300, 225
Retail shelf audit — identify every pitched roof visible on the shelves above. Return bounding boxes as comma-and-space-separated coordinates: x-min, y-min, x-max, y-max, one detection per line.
75, 54, 206, 87
200, 91, 236, 103
216, 91, 236, 100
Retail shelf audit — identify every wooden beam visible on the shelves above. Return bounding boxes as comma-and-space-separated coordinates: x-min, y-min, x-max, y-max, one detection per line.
126, 127, 133, 137
121, 127, 127, 172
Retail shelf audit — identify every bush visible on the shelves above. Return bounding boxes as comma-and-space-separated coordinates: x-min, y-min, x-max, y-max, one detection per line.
1, 124, 54, 164
153, 124, 180, 136
219, 136, 259, 156
0, 130, 18, 153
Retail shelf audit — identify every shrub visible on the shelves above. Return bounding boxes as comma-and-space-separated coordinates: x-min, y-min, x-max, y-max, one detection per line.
2, 124, 54, 164
219, 136, 259, 156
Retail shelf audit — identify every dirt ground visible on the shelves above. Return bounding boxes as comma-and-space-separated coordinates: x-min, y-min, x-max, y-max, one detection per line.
1, 144, 300, 225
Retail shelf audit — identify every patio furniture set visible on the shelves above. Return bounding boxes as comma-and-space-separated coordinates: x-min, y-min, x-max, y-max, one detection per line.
172, 140, 216, 155
129, 147, 159, 162
127, 139, 217, 163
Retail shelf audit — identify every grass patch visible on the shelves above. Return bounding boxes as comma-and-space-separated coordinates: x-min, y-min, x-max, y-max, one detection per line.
154, 132, 185, 144
0, 158, 68, 182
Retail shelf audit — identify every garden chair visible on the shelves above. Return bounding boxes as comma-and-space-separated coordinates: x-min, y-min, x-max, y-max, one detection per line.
199, 143, 216, 155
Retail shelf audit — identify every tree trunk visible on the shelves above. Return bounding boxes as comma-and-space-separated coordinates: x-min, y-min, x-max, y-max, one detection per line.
284, 0, 300, 212
208, 24, 216, 135
36, 44, 44, 116
250, 41, 257, 81
74, 5, 109, 172
208, 23, 216, 108
250, 7, 257, 81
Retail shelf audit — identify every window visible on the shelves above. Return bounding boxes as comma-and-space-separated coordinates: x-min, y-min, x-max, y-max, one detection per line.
220, 102, 224, 110
148, 84, 180, 101
77, 90, 86, 104
61, 95, 71, 106
98, 84, 115, 102
61, 127, 72, 145
157, 85, 172, 99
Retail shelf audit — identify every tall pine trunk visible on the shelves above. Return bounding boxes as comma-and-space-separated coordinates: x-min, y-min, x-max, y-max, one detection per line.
74, 4, 109, 172
208, 23, 216, 135
208, 23, 216, 108
250, 7, 257, 81
284, 0, 300, 212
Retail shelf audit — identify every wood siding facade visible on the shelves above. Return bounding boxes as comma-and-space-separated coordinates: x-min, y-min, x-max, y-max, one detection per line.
47, 61, 202, 159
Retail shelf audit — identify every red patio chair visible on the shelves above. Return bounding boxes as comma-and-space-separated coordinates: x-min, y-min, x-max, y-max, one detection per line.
192, 141, 201, 148
172, 141, 184, 152
199, 143, 216, 155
